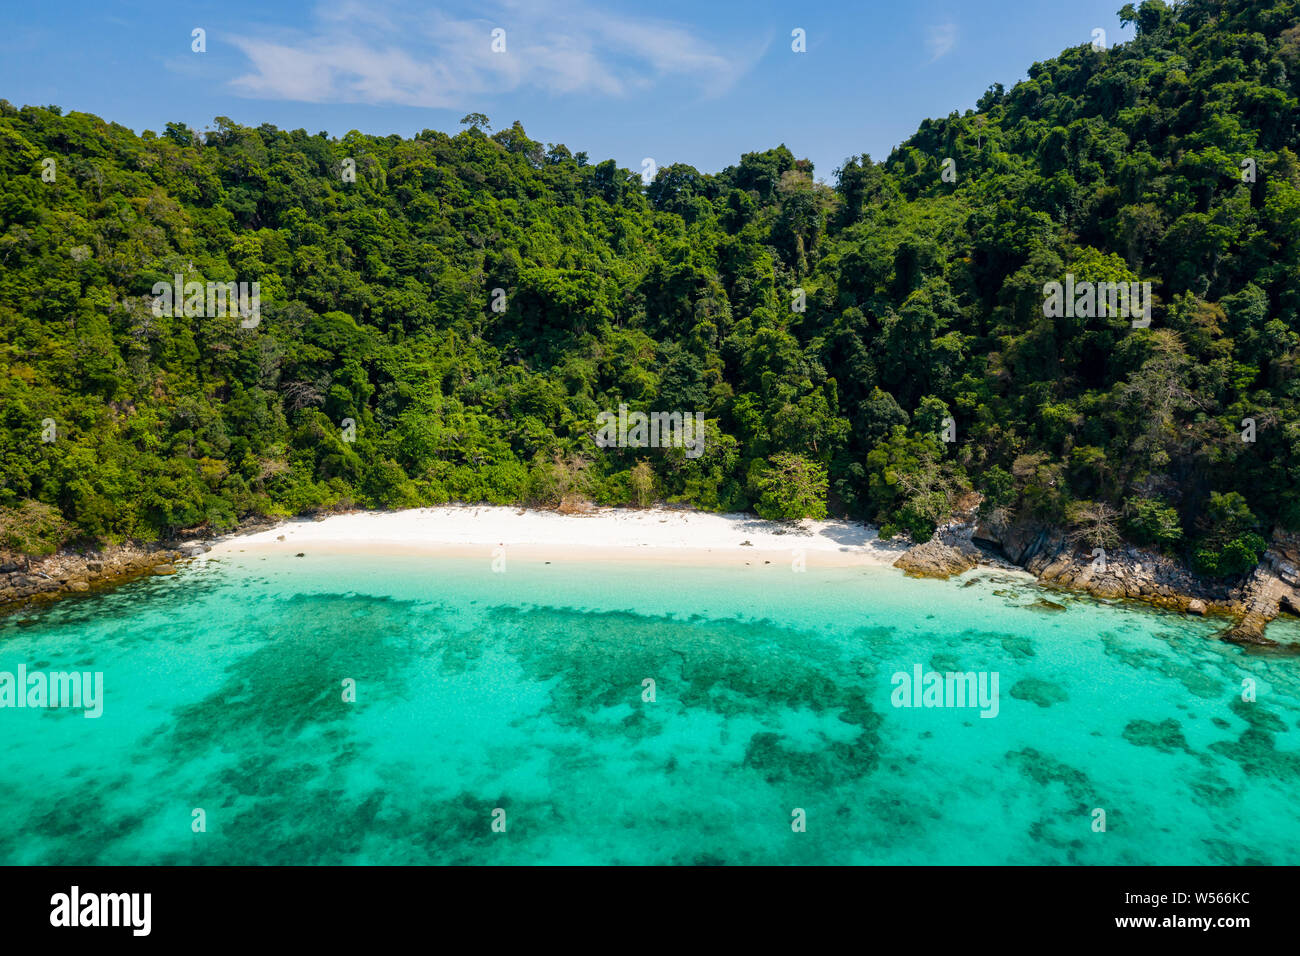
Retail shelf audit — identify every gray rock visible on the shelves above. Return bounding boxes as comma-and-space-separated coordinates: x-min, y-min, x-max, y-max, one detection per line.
894, 539, 981, 579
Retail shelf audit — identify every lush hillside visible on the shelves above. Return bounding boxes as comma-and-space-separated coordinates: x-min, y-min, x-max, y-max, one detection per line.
2, 0, 1299, 578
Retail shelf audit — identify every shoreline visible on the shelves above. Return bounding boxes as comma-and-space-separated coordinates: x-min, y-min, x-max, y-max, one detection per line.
2, 504, 1295, 645
206, 505, 911, 569
0, 506, 911, 615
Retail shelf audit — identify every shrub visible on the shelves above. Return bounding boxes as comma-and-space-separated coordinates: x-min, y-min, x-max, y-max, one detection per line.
1124, 497, 1183, 551
0, 500, 73, 563
750, 452, 828, 522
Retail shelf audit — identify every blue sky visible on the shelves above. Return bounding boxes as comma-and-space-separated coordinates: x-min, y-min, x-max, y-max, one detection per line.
0, 0, 1134, 181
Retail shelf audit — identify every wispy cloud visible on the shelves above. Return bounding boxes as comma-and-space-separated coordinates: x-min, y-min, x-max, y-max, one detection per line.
925, 22, 958, 63
226, 0, 749, 108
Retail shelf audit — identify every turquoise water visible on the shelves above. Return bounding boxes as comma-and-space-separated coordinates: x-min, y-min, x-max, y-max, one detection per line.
1, 552, 1298, 865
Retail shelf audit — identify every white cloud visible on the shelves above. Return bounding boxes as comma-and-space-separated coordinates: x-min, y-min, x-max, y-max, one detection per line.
227, 0, 747, 108
926, 21, 958, 62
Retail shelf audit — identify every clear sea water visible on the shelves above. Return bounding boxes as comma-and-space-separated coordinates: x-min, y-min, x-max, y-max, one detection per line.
1, 552, 1298, 865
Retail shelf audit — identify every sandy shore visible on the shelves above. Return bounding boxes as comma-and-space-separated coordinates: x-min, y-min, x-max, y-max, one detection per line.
206, 506, 909, 568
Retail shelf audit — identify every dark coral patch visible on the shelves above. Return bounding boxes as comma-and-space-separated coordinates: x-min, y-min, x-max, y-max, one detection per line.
1010, 678, 1069, 708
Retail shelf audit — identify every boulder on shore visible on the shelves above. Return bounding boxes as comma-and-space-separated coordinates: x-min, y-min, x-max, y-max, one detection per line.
1222, 613, 1276, 646
976, 517, 1057, 565
894, 539, 981, 579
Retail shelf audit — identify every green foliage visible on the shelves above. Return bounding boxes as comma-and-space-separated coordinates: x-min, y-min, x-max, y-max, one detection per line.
1, 0, 1297, 580
866, 426, 958, 541
1192, 491, 1268, 576
0, 500, 73, 559
1124, 497, 1184, 551
629, 460, 655, 507
750, 453, 828, 521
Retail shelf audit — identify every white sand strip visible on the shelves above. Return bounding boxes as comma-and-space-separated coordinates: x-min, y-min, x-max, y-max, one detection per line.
206, 506, 909, 567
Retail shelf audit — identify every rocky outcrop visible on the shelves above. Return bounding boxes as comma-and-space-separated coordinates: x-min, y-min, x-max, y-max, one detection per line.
1218, 531, 1300, 645
894, 538, 982, 579
976, 518, 1056, 566
0, 515, 288, 613
969, 516, 1300, 645
0, 543, 191, 609
1026, 540, 1230, 610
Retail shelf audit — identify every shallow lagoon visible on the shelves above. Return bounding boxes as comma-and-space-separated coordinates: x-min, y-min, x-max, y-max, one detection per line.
1, 553, 1297, 865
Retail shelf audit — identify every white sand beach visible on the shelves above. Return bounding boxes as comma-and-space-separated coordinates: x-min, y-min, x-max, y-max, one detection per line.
206, 505, 910, 568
